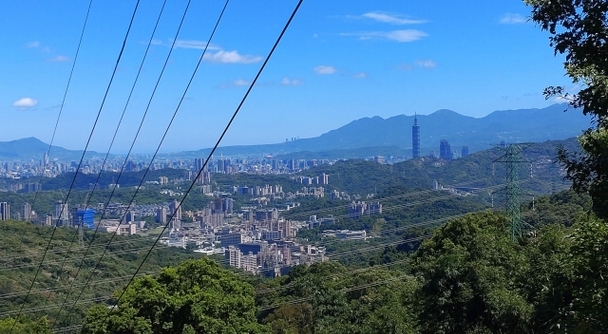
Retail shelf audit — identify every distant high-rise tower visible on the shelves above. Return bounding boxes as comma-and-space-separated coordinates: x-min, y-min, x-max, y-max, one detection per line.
412, 114, 420, 158
55, 201, 69, 220
439, 139, 452, 160
461, 146, 469, 158
21, 202, 32, 221
0, 202, 10, 221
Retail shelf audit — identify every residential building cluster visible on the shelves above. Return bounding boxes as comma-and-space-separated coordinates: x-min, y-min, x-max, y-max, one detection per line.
348, 201, 383, 219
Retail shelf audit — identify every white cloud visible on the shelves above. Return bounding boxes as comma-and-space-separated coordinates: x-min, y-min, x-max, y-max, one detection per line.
396, 63, 413, 71
361, 12, 426, 25
341, 29, 427, 42
26, 41, 40, 48
203, 50, 262, 64
314, 65, 337, 75
385, 30, 428, 42
234, 79, 249, 86
281, 77, 304, 86
217, 79, 251, 89
174, 39, 221, 50
47, 55, 70, 62
152, 39, 259, 64
26, 41, 50, 52
500, 13, 527, 24
12, 97, 38, 109
353, 72, 367, 79
415, 59, 436, 68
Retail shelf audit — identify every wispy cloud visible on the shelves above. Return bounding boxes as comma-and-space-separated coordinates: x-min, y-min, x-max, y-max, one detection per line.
234, 79, 249, 86
173, 39, 221, 50
26, 41, 41, 48
415, 59, 436, 68
47, 55, 70, 62
281, 77, 304, 86
341, 29, 428, 42
217, 79, 251, 89
203, 50, 262, 64
12, 97, 38, 109
396, 63, 414, 71
353, 72, 367, 79
26, 41, 50, 52
396, 59, 437, 71
314, 65, 337, 75
360, 12, 426, 25
152, 39, 259, 64
500, 13, 527, 24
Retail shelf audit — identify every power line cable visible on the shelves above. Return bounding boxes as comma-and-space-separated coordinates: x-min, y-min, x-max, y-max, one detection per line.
55, 0, 194, 311
53, 0, 231, 325
48, 0, 170, 307
259, 274, 410, 311
96, 0, 304, 324
11, 1, 143, 328
29, 0, 93, 211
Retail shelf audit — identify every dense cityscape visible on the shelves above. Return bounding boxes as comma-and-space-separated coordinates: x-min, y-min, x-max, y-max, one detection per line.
3, 0, 608, 333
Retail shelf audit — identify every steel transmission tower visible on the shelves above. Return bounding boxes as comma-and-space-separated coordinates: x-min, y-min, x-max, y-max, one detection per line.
493, 143, 530, 240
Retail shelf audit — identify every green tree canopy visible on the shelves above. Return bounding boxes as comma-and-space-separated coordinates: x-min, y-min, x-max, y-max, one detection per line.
411, 211, 533, 334
0, 317, 52, 334
526, 0, 608, 218
81, 258, 268, 334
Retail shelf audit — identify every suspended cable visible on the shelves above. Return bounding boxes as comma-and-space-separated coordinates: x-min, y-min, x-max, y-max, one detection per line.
95, 0, 304, 324
53, 0, 229, 325
29, 0, 93, 210
11, 0, 143, 328
47, 0, 170, 307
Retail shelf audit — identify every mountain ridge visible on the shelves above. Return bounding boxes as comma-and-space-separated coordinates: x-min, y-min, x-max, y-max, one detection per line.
0, 104, 591, 160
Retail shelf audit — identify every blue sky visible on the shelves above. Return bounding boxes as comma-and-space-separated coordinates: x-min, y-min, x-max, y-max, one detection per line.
0, 0, 571, 153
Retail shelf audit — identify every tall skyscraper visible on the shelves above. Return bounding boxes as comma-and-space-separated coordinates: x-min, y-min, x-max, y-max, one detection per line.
412, 114, 420, 158
156, 207, 167, 224
169, 199, 182, 221
461, 146, 469, 158
21, 202, 32, 221
0, 202, 10, 221
55, 201, 68, 220
194, 158, 204, 172
439, 139, 452, 160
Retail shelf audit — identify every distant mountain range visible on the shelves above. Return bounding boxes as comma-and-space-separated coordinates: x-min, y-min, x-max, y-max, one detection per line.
181, 103, 591, 158
0, 137, 106, 161
0, 104, 591, 161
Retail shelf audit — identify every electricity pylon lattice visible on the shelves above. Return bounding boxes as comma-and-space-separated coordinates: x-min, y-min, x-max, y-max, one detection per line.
493, 143, 530, 240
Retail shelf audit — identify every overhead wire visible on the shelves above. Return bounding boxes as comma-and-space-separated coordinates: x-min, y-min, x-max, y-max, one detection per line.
53, 0, 232, 325
46, 0, 171, 310
93, 0, 305, 325
29, 0, 93, 211
54, 0, 195, 312
11, 0, 144, 327
3, 176, 557, 320
259, 273, 411, 312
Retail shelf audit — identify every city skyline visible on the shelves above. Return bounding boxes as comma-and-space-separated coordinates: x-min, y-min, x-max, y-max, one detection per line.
1, 1, 570, 153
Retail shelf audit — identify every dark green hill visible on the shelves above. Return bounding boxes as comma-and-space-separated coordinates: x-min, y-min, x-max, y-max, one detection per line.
0, 220, 203, 328
295, 137, 576, 197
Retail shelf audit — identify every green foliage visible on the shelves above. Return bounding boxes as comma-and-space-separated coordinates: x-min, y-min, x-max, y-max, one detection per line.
412, 211, 533, 333
526, 0, 608, 218
523, 189, 591, 227
81, 258, 268, 334
260, 262, 419, 334
0, 316, 52, 333
0, 220, 203, 328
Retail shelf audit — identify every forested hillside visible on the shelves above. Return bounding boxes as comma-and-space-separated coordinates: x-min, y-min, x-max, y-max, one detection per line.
3, 189, 607, 333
